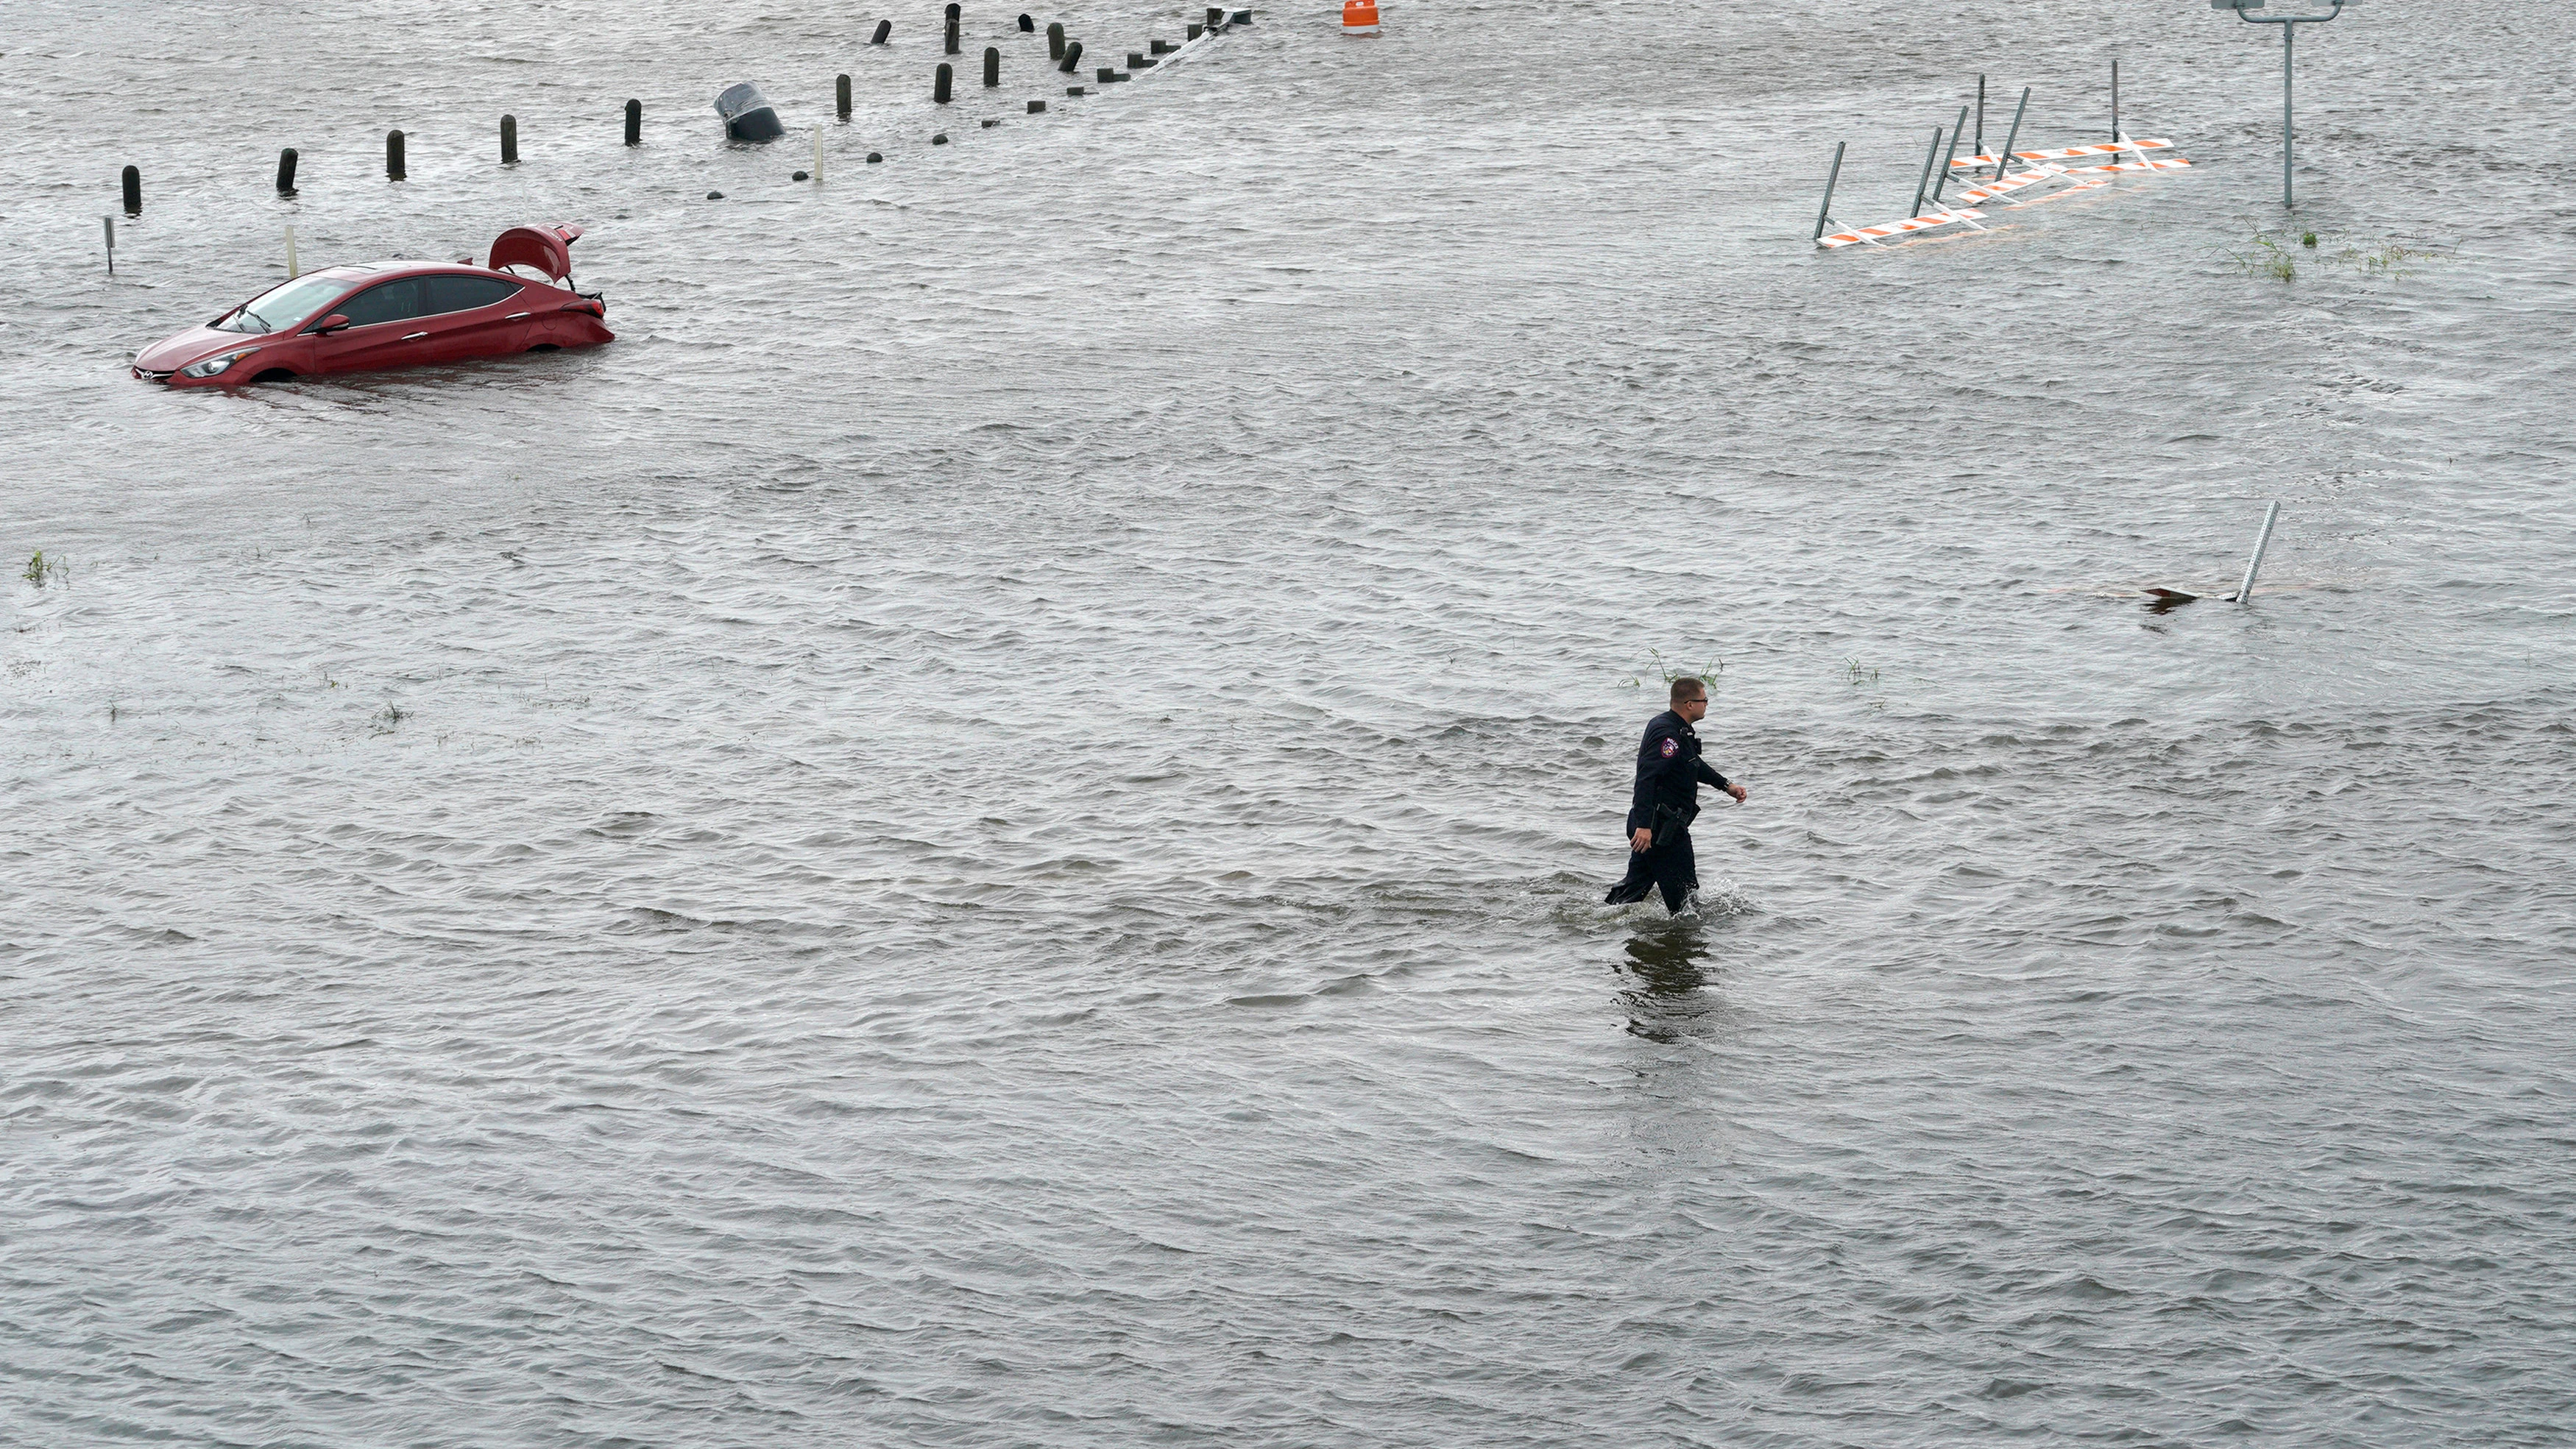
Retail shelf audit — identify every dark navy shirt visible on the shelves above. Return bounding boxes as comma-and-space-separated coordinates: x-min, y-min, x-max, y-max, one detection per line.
1626, 709, 1729, 834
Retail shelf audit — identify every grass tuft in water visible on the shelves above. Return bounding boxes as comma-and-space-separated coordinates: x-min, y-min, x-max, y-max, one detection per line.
1626, 649, 1723, 690
2339, 241, 2433, 276
2229, 230, 2299, 281
22, 550, 66, 587
2227, 227, 2449, 283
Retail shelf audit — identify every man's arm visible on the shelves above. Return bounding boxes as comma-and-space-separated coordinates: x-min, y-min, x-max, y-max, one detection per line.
1696, 759, 1749, 803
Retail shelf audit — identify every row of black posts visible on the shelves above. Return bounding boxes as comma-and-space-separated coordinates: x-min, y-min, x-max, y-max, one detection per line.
109, 5, 1250, 211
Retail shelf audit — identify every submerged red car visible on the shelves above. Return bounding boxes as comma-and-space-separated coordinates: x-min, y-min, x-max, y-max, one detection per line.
133, 224, 610, 386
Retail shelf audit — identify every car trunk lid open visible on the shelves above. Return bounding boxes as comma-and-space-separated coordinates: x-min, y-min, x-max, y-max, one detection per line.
488, 224, 585, 287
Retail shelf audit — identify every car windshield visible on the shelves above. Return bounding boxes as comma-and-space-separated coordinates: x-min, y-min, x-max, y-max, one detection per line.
216, 274, 355, 334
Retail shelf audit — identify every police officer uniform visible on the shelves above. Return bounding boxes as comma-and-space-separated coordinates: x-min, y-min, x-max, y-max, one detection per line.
1605, 707, 1731, 915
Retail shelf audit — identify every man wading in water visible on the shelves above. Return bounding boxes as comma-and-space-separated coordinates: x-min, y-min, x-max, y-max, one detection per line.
1605, 677, 1748, 916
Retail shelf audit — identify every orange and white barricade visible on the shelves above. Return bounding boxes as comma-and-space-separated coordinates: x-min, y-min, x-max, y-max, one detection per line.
1942, 163, 2072, 208
1950, 136, 2179, 172
1815, 128, 2192, 251
1817, 208, 1986, 249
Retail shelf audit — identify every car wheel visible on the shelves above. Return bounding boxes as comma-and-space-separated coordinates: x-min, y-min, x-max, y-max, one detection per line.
251, 368, 297, 383
526, 343, 560, 353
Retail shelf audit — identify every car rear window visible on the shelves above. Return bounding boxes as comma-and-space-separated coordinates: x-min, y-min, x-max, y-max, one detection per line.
427, 275, 524, 314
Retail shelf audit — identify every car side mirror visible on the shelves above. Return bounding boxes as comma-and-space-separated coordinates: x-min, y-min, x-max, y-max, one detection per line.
311, 313, 352, 335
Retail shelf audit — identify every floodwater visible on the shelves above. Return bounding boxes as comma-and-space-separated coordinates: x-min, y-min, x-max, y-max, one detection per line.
4, 0, 2573, 1442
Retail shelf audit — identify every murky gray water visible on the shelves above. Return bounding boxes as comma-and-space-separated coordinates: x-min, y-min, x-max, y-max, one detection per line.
6, 0, 2575, 1442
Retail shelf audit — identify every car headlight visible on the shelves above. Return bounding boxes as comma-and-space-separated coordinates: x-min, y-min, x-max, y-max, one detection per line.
179, 347, 258, 378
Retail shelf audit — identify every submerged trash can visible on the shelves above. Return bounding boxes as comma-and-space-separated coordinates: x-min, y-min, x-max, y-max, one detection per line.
714, 82, 786, 143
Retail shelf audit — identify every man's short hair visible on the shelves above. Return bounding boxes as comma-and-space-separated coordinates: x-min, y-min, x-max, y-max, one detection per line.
1670, 676, 1706, 704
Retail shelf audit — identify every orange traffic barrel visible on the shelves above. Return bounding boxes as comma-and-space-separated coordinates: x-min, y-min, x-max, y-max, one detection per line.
1342, 0, 1379, 32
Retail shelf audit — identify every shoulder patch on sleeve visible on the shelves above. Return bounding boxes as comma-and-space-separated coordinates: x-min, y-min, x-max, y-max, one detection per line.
1659, 737, 1680, 757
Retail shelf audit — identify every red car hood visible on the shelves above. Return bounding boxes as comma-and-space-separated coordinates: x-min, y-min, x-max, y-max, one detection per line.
135, 324, 265, 373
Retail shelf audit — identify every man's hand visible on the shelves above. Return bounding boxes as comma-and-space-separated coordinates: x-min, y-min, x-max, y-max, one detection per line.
1727, 783, 1749, 804
1630, 827, 1654, 852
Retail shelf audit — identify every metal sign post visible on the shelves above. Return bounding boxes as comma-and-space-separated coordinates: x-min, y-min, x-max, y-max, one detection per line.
2211, 0, 2357, 209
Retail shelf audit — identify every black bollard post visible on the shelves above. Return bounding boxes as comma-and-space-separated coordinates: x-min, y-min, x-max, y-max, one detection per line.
984, 46, 999, 86
871, 18, 891, 43
1058, 38, 1082, 72
1018, 13, 1033, 29
944, 2, 960, 54
625, 98, 642, 145
1152, 39, 1175, 53
837, 74, 852, 117
275, 147, 299, 194
933, 63, 952, 103
1027, 99, 1045, 112
500, 113, 518, 164
1206, 7, 1223, 31
867, 151, 882, 162
1128, 50, 1152, 68
1187, 22, 1203, 38
386, 130, 406, 180
120, 165, 141, 214
1047, 21, 1064, 58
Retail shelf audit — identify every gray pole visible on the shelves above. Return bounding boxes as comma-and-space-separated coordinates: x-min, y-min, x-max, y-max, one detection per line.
1813, 141, 1844, 241
2282, 24, 2296, 207
2234, 501, 2282, 602
1975, 74, 1986, 160
2112, 57, 2120, 141
2221, 2, 2351, 213
1994, 86, 2031, 180
103, 215, 115, 275
1908, 125, 1943, 219
1931, 105, 1968, 204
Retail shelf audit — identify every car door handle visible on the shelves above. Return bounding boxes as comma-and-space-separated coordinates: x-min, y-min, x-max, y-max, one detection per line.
401, 331, 429, 341
505, 312, 530, 320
